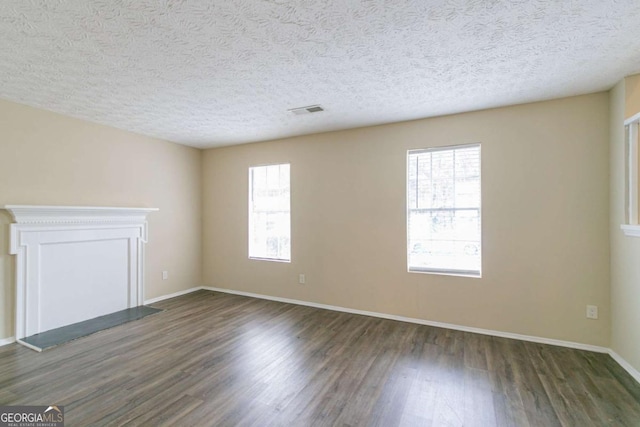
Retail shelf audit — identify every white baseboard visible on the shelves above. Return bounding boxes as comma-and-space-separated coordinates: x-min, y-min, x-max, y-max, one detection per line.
144, 286, 203, 305
33, 284, 639, 385
202, 286, 608, 354
609, 349, 640, 384
0, 336, 15, 347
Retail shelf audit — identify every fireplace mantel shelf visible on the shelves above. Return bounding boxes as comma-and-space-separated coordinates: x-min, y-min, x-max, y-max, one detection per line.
5, 205, 158, 224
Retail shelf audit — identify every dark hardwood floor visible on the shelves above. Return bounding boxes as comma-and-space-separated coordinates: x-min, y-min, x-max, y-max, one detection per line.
1, 290, 639, 426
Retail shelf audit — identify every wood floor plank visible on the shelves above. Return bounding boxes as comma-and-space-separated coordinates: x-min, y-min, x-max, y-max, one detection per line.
0, 290, 639, 426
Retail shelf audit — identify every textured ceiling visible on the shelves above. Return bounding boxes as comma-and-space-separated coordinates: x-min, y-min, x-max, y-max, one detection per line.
1, 1, 639, 148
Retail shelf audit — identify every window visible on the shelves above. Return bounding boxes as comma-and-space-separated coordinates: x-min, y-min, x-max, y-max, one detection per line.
407, 144, 481, 276
249, 163, 291, 261
622, 112, 640, 237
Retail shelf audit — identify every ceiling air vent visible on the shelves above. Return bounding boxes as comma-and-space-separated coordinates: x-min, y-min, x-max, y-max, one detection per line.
288, 105, 324, 115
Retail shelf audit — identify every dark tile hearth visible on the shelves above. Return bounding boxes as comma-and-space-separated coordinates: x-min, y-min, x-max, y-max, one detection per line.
20, 306, 162, 351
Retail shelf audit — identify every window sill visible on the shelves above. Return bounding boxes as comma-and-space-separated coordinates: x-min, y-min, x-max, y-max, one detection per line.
621, 224, 640, 237
249, 256, 291, 263
408, 268, 481, 278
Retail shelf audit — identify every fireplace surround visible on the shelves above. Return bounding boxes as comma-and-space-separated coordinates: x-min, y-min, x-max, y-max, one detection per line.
5, 205, 157, 350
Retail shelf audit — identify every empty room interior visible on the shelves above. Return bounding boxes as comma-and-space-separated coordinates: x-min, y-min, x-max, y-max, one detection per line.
2, 1, 640, 426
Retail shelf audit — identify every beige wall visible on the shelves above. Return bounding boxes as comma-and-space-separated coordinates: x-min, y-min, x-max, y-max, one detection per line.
625, 74, 640, 119
611, 77, 640, 372
0, 99, 202, 340
202, 93, 610, 346
0, 90, 615, 351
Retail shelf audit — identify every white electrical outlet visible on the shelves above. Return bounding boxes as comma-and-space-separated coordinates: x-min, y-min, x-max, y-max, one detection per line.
299, 274, 305, 284
586, 305, 598, 319
162, 271, 168, 280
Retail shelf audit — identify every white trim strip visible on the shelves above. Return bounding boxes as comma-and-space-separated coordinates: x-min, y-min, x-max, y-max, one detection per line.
408, 142, 481, 154
620, 224, 640, 237
15, 338, 42, 352
0, 336, 15, 347
624, 111, 640, 126
627, 123, 639, 224
609, 349, 640, 384
144, 286, 203, 305
203, 286, 607, 354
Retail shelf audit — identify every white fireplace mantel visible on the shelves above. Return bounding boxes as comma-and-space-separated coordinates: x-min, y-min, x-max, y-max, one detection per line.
6, 204, 157, 224
5, 205, 158, 344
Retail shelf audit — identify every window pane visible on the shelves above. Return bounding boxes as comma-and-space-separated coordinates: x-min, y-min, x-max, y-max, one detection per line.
407, 145, 481, 276
249, 163, 291, 261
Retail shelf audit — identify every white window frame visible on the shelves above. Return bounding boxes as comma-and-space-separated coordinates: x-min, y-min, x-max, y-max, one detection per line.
406, 143, 482, 277
622, 112, 640, 237
248, 163, 291, 262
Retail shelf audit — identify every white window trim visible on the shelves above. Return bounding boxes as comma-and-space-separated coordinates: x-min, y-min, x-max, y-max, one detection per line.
248, 163, 292, 262
248, 256, 291, 263
622, 112, 640, 237
406, 143, 482, 278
